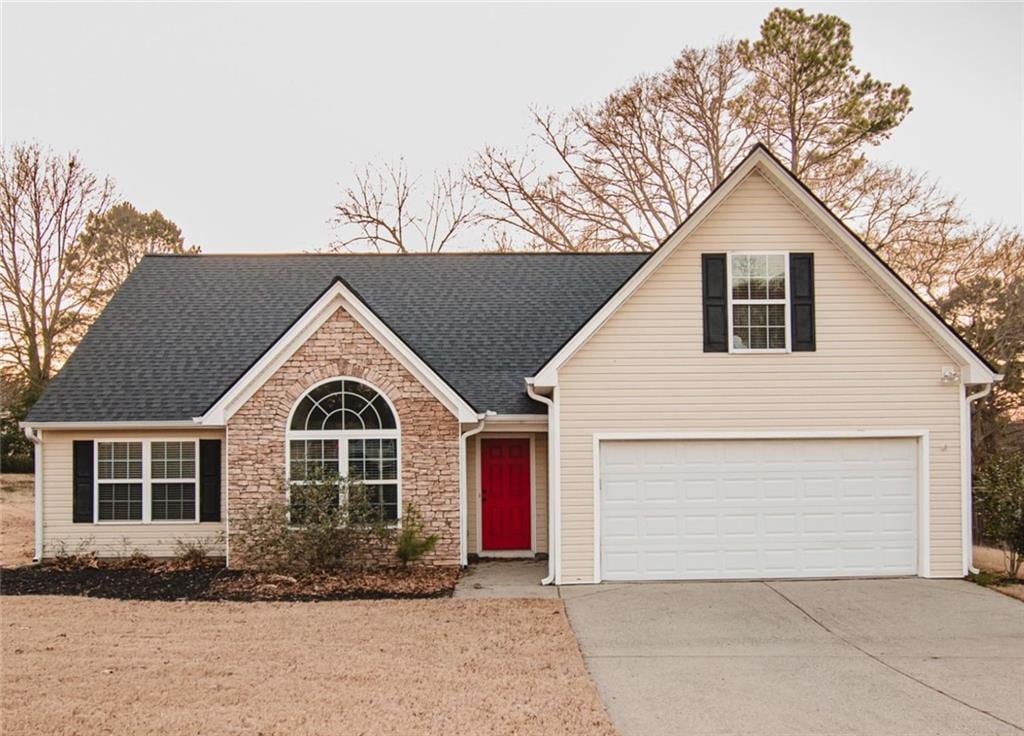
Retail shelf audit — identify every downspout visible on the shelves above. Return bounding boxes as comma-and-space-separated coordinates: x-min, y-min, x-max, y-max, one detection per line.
460, 411, 494, 566
526, 380, 557, 586
963, 383, 993, 576
22, 427, 43, 562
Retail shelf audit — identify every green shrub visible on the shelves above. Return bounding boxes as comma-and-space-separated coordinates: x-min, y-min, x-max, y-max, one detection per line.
395, 503, 438, 566
235, 470, 390, 573
974, 452, 1024, 579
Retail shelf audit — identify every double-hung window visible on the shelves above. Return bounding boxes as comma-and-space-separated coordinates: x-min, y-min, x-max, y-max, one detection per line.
729, 253, 789, 352
97, 442, 144, 521
151, 441, 198, 521
95, 439, 199, 523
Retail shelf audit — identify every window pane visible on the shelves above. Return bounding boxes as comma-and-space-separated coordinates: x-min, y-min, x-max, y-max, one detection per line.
767, 304, 786, 327
152, 442, 196, 480
97, 442, 142, 481
769, 327, 786, 350
748, 328, 768, 350
732, 327, 750, 350
372, 395, 396, 430
376, 483, 399, 521
731, 255, 749, 299
152, 482, 197, 521
750, 304, 767, 326
766, 254, 786, 299
290, 440, 339, 480
97, 483, 143, 521
732, 304, 749, 327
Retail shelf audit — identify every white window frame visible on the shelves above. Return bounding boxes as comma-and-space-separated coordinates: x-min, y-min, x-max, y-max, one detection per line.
93, 438, 201, 525
149, 440, 201, 523
285, 377, 402, 526
726, 251, 791, 354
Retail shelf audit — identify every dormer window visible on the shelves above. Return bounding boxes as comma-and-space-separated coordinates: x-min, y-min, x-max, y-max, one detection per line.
728, 253, 789, 352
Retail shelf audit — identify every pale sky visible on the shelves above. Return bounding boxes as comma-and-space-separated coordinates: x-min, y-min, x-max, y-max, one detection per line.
2, 2, 1022, 253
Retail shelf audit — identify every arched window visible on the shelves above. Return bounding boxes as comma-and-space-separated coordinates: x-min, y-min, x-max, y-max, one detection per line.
286, 378, 399, 521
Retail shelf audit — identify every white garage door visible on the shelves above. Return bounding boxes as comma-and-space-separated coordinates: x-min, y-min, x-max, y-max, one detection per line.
600, 437, 918, 581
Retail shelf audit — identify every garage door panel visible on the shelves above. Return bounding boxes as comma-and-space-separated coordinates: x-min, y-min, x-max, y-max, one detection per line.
600, 438, 918, 581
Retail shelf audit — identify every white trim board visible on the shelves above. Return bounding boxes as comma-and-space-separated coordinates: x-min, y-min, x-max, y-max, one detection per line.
22, 420, 202, 430
197, 279, 478, 426
587, 429, 932, 584
528, 145, 999, 388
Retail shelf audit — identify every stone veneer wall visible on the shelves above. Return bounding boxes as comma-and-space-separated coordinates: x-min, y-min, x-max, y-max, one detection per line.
226, 307, 461, 567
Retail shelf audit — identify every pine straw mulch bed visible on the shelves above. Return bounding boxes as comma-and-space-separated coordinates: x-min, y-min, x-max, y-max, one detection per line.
0, 558, 459, 602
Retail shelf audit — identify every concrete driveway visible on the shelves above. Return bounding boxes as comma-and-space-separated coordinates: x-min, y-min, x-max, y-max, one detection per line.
561, 579, 1024, 736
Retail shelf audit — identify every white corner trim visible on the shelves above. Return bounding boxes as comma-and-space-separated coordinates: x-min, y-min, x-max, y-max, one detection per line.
527, 147, 998, 388
962, 384, 992, 576
590, 429, 932, 583
23, 427, 43, 561
197, 280, 478, 425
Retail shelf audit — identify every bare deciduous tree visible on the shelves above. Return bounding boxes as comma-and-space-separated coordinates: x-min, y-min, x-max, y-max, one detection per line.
0, 143, 115, 392
330, 161, 475, 253
469, 41, 750, 252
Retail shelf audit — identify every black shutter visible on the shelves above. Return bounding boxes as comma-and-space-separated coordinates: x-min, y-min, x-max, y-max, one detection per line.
72, 440, 94, 523
199, 439, 222, 522
790, 253, 816, 351
702, 253, 729, 352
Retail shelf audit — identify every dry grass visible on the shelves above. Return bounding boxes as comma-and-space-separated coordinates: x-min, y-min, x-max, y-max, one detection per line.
1, 596, 617, 736
1, 474, 34, 567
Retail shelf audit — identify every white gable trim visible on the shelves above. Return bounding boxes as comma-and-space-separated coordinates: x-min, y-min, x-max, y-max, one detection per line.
528, 146, 999, 388
196, 279, 478, 425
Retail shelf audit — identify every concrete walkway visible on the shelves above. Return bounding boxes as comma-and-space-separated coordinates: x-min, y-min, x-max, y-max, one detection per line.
453, 559, 557, 598
562, 578, 1024, 736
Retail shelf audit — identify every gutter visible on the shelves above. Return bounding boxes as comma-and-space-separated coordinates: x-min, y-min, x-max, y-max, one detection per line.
963, 382, 994, 576
525, 380, 557, 586
459, 411, 495, 566
22, 426, 43, 562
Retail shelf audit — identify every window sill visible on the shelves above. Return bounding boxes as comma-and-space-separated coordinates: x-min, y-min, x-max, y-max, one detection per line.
94, 519, 201, 525
729, 348, 791, 354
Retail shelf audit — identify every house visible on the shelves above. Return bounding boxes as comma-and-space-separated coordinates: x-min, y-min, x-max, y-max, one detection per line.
22, 145, 1000, 583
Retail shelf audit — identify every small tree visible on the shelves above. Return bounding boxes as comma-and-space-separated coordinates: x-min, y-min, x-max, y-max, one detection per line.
395, 503, 438, 566
974, 452, 1024, 579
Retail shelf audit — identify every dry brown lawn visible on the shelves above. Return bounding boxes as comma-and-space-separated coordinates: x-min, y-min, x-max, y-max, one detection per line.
1, 474, 34, 567
1, 595, 617, 736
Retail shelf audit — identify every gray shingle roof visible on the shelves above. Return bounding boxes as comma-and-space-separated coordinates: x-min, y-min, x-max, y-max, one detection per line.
27, 253, 648, 422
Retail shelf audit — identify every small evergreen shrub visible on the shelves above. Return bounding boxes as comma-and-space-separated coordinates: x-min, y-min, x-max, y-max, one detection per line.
395, 503, 438, 566
974, 452, 1024, 579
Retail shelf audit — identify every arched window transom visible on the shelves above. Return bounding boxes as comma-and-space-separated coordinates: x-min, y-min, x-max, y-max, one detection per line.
286, 378, 399, 521
290, 379, 397, 431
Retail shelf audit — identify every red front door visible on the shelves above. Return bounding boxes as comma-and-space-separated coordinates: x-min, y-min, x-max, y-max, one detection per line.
481, 438, 531, 550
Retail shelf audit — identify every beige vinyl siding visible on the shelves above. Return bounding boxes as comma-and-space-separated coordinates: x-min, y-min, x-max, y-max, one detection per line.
557, 170, 964, 582
40, 428, 227, 558
467, 432, 548, 555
